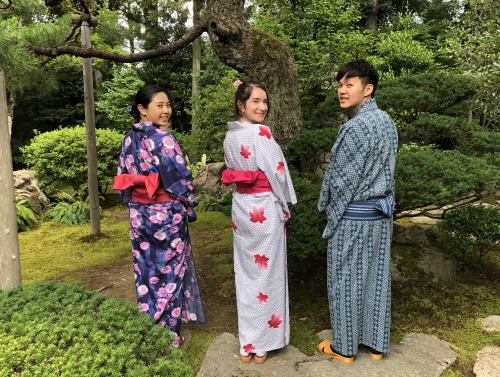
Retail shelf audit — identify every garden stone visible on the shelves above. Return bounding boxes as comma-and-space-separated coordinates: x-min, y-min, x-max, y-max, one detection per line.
14, 170, 49, 215
480, 316, 500, 332
196, 331, 456, 377
417, 248, 457, 282
194, 162, 232, 197
409, 216, 441, 226
391, 222, 457, 282
473, 346, 500, 377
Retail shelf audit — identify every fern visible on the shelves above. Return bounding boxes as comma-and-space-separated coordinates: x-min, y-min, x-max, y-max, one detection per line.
42, 199, 102, 225
16, 200, 38, 231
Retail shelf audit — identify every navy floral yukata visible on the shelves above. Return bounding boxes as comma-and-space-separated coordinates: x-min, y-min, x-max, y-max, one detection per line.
115, 121, 205, 346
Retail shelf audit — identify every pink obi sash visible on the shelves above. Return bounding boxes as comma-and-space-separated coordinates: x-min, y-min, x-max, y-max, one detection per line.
222, 169, 272, 194
113, 173, 173, 204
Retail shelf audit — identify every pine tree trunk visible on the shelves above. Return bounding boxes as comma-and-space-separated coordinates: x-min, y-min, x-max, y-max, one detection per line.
206, 0, 302, 146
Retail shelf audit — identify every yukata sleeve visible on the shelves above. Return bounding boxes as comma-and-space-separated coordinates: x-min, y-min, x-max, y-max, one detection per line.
254, 125, 297, 219
318, 121, 372, 238
116, 134, 134, 204
152, 133, 197, 208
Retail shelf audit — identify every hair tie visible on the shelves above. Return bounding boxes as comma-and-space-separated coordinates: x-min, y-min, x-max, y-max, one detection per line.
126, 104, 132, 113
233, 80, 243, 89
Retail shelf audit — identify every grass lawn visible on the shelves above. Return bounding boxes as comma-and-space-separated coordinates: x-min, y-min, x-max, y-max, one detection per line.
17, 199, 500, 376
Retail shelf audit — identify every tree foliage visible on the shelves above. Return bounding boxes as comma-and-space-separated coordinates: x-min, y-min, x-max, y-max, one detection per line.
95, 66, 144, 131
442, 0, 500, 128
395, 146, 499, 211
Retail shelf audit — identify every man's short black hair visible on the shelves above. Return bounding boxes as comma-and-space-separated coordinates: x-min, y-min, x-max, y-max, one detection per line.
336, 59, 379, 97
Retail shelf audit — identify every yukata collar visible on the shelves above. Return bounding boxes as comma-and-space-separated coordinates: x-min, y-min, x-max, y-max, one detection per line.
227, 120, 260, 130
132, 120, 154, 132
355, 98, 378, 116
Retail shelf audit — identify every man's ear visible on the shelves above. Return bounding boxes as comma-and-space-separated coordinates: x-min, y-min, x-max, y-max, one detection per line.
364, 83, 374, 97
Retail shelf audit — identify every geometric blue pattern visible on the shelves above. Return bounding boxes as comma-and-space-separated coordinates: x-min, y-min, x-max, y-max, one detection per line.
318, 98, 398, 356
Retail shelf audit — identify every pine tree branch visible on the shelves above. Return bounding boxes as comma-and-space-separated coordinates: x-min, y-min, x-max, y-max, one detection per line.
25, 14, 210, 63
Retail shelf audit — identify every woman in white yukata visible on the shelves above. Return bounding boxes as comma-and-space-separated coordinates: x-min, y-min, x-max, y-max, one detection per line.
222, 80, 297, 364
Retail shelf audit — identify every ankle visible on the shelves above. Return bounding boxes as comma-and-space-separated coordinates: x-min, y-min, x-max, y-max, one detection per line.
330, 345, 355, 358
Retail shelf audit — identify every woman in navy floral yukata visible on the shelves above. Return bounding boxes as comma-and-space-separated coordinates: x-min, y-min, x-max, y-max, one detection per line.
113, 85, 205, 346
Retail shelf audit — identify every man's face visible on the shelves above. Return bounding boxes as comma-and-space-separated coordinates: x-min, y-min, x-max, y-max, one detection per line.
337, 75, 373, 112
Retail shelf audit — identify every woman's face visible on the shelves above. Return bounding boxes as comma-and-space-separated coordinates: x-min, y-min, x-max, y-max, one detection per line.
138, 92, 172, 127
238, 87, 268, 124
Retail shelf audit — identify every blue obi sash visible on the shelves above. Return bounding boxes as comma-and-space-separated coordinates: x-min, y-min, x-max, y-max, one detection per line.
341, 194, 395, 221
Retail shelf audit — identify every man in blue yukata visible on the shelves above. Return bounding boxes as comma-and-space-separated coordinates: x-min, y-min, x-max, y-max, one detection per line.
317, 59, 398, 364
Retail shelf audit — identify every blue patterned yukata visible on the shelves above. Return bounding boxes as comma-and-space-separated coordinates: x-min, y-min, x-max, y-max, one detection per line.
318, 98, 398, 356
115, 121, 205, 346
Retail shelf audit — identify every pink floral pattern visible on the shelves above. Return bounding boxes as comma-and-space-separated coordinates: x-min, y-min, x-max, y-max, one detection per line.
116, 121, 205, 343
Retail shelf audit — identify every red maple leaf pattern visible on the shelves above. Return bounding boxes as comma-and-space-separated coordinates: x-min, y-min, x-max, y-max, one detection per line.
277, 161, 285, 175
240, 144, 252, 159
243, 344, 256, 353
254, 254, 269, 270
258, 125, 272, 139
232, 218, 237, 232
268, 313, 283, 328
256, 292, 268, 303
249, 206, 266, 223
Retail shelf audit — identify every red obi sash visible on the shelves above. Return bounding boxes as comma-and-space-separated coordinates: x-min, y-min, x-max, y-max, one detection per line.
222, 169, 272, 194
113, 173, 173, 204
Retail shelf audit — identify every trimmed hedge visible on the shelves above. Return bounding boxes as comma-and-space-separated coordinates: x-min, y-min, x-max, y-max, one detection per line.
21, 126, 123, 196
0, 282, 192, 377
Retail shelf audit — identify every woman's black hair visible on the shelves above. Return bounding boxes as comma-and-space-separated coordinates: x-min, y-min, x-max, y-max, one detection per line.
233, 80, 270, 120
128, 84, 167, 122
336, 59, 379, 97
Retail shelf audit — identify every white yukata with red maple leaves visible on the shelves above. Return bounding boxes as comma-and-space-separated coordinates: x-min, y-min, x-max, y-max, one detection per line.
223, 121, 297, 355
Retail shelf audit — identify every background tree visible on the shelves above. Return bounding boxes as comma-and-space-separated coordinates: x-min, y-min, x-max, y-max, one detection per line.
95, 66, 144, 131
0, 67, 21, 289
18, 0, 303, 147
443, 0, 500, 129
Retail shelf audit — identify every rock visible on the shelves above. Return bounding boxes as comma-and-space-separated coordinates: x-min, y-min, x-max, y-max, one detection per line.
417, 248, 457, 283
197, 331, 456, 377
473, 346, 500, 377
14, 170, 49, 215
480, 316, 500, 332
409, 216, 441, 226
392, 223, 457, 282
194, 162, 233, 198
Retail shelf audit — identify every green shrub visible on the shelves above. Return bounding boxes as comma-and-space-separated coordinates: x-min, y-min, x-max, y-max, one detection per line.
376, 72, 478, 124
42, 193, 102, 225
288, 127, 339, 172
457, 130, 500, 168
399, 113, 473, 149
0, 282, 192, 377
437, 205, 500, 267
196, 192, 232, 217
16, 200, 38, 231
21, 126, 123, 196
395, 146, 500, 212
287, 171, 327, 260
